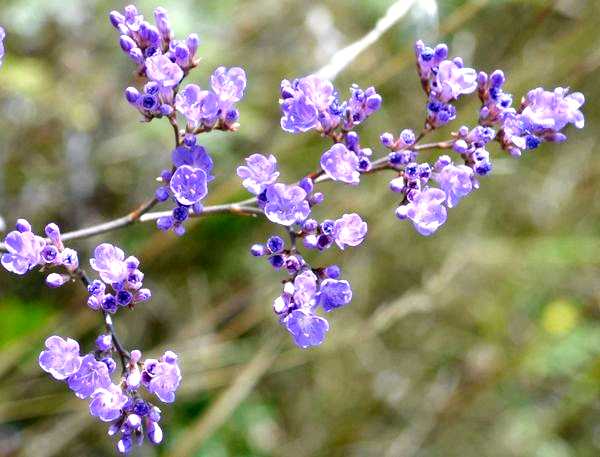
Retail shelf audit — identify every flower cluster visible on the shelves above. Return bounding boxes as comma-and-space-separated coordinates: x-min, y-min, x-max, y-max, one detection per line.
39, 335, 181, 453
250, 236, 355, 348
176, 66, 247, 131
87, 243, 151, 313
155, 139, 215, 235
280, 75, 381, 134
238, 149, 368, 347
382, 40, 586, 236
1, 219, 79, 287
415, 40, 477, 129
111, 5, 247, 236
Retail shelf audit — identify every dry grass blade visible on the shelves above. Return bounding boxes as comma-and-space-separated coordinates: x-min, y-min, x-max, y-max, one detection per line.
171, 333, 283, 457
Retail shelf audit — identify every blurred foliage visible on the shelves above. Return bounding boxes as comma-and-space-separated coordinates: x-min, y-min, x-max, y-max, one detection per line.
1, 0, 600, 456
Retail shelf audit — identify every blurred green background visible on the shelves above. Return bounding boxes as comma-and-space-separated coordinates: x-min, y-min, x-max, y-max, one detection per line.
1, 0, 599, 456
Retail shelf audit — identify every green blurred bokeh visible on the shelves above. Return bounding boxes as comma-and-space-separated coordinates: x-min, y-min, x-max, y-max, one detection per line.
0, 0, 599, 456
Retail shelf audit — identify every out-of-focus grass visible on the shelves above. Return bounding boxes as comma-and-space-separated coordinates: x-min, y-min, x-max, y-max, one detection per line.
1, 0, 599, 456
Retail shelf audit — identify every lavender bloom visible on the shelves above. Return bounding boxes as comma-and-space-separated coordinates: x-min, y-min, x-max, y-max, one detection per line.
320, 143, 360, 185
0, 27, 5, 67
264, 184, 311, 226
319, 279, 352, 312
280, 75, 338, 133
171, 144, 214, 180
90, 243, 128, 284
67, 354, 112, 399
237, 154, 279, 195
432, 59, 477, 102
333, 213, 367, 249
169, 165, 208, 206
1, 228, 45, 275
89, 383, 128, 422
396, 188, 448, 236
145, 54, 183, 89
521, 87, 585, 133
175, 84, 220, 128
38, 336, 82, 380
434, 162, 474, 208
284, 309, 330, 349
292, 270, 318, 308
142, 351, 182, 403
211, 66, 247, 111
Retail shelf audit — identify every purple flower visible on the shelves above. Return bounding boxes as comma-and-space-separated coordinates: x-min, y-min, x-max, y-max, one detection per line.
280, 75, 338, 133
1, 228, 45, 275
264, 183, 311, 226
521, 87, 585, 133
333, 213, 367, 249
237, 153, 279, 195
211, 66, 247, 110
175, 84, 220, 127
145, 54, 183, 88
89, 383, 128, 422
38, 336, 82, 380
142, 351, 182, 403
320, 143, 360, 185
396, 188, 448, 236
292, 270, 318, 308
284, 309, 329, 349
67, 354, 112, 399
171, 144, 214, 179
169, 165, 208, 206
434, 163, 474, 208
432, 60, 477, 102
90, 243, 128, 284
318, 279, 352, 312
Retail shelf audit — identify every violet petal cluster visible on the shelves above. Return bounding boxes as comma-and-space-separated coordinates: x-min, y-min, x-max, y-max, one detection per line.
1, 219, 78, 287
88, 243, 151, 313
39, 335, 180, 454
280, 75, 381, 134
156, 139, 215, 236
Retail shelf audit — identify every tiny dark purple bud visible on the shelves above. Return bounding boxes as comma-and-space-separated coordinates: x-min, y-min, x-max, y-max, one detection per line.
16, 219, 31, 233
96, 333, 113, 351
119, 35, 137, 53
380, 132, 395, 148
310, 192, 324, 206
155, 186, 170, 202
41, 245, 59, 263
134, 288, 152, 303
267, 236, 285, 254
117, 290, 133, 306
46, 273, 68, 288
269, 255, 285, 269
302, 219, 318, 233
125, 87, 140, 104
109, 11, 125, 28
184, 134, 196, 147
44, 223, 61, 245
324, 265, 341, 279
102, 357, 116, 373
156, 216, 174, 232
321, 220, 335, 235
250, 244, 266, 257
298, 177, 314, 194
102, 294, 118, 313
172, 206, 189, 223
